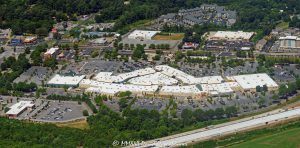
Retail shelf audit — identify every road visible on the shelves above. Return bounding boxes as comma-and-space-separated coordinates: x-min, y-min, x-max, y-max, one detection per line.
259, 52, 300, 57
128, 107, 300, 148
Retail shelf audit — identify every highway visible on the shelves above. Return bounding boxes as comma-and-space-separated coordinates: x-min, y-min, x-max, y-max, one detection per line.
129, 107, 300, 148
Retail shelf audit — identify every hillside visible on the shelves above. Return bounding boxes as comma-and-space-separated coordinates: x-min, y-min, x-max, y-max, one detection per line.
1, 0, 300, 35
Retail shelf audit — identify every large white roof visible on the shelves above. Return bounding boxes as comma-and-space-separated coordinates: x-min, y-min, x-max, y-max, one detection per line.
160, 85, 204, 95
81, 66, 278, 96
128, 30, 160, 40
229, 73, 278, 90
45, 47, 59, 55
201, 82, 238, 94
155, 65, 224, 84
47, 74, 85, 86
211, 31, 254, 40
128, 72, 178, 86
81, 79, 159, 95
6, 101, 34, 115
194, 76, 224, 84
279, 36, 299, 40
155, 65, 196, 84
94, 68, 156, 83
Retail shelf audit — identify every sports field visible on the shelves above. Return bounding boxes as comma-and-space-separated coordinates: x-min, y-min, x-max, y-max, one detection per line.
229, 127, 300, 148
152, 33, 184, 40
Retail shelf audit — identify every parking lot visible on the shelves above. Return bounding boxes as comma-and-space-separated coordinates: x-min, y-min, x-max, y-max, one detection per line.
33, 101, 85, 122
13, 66, 53, 85
205, 40, 254, 51
61, 60, 122, 76
0, 96, 87, 122
131, 98, 168, 112
121, 36, 180, 50
117, 61, 152, 73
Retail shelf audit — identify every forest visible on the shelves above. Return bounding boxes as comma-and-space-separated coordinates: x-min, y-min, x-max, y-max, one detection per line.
1, 0, 300, 35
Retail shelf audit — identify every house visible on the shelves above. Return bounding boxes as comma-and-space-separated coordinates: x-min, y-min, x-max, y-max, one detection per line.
44, 47, 59, 60
182, 42, 199, 50
24, 36, 37, 44
0, 29, 11, 41
255, 39, 267, 50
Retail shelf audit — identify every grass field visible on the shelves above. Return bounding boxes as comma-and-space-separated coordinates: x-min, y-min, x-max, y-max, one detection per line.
229, 127, 300, 148
152, 33, 184, 40
118, 19, 152, 34
276, 21, 289, 30
55, 119, 89, 130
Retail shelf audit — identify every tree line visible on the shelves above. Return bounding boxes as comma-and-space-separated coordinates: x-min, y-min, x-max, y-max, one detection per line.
0, 92, 238, 147
2, 0, 300, 36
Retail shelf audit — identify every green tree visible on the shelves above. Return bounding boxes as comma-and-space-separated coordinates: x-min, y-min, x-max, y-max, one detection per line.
83, 110, 89, 116
25, 47, 31, 54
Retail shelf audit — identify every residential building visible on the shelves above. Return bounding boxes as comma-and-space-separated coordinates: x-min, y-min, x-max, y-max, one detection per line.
279, 36, 300, 51
255, 39, 267, 50
44, 47, 59, 60
153, 4, 237, 30
24, 36, 37, 44
0, 29, 11, 41
182, 42, 199, 50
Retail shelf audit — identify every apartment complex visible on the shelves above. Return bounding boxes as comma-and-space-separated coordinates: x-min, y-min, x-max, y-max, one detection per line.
153, 4, 236, 30
279, 36, 300, 51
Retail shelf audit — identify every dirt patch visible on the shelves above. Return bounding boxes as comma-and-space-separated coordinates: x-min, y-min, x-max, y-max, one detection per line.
152, 33, 184, 40
55, 119, 89, 130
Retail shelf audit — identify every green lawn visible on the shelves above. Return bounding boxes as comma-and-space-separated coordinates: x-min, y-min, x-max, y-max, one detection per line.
276, 21, 289, 30
118, 19, 152, 34
229, 127, 300, 148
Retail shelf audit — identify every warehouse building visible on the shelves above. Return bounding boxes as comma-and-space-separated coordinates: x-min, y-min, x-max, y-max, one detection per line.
6, 101, 35, 118
128, 30, 160, 40
81, 79, 159, 96
128, 72, 178, 86
201, 82, 239, 96
159, 85, 206, 98
47, 74, 85, 87
207, 31, 255, 41
93, 68, 156, 83
204, 31, 255, 51
80, 65, 278, 98
228, 73, 279, 92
